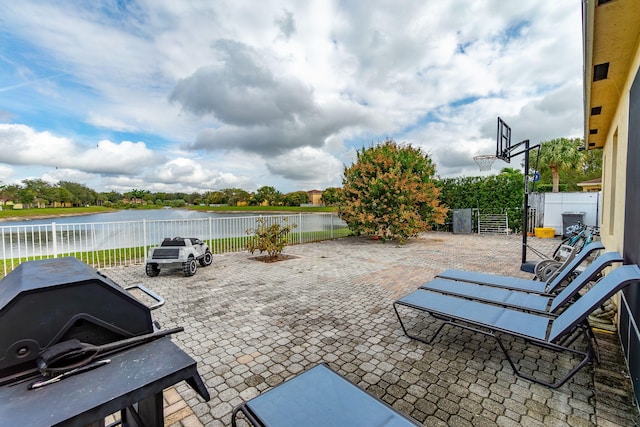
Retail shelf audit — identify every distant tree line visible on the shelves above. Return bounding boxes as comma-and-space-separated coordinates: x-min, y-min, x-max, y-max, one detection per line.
0, 180, 338, 209
0, 179, 99, 208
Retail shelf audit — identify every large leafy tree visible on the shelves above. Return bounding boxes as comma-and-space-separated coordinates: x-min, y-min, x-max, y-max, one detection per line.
222, 188, 250, 205
0, 184, 20, 203
282, 191, 309, 206
321, 187, 342, 206
58, 181, 97, 206
124, 189, 151, 202
21, 179, 55, 206
98, 191, 123, 204
537, 138, 584, 192
254, 186, 282, 206
339, 140, 447, 242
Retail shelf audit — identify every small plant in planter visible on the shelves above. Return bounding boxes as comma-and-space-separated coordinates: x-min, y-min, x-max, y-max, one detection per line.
245, 217, 297, 262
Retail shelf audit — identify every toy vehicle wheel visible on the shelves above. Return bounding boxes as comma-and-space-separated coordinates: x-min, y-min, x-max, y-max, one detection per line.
534, 259, 553, 280
183, 258, 197, 277
145, 263, 160, 277
539, 262, 561, 282
199, 251, 213, 267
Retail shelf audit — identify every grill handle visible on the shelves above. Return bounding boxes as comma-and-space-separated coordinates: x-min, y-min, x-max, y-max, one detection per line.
125, 284, 165, 310
38, 327, 184, 374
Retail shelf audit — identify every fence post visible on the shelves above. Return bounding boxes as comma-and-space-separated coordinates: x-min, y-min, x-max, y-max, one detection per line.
331, 213, 334, 239
143, 219, 147, 255
1, 228, 6, 276
52, 222, 58, 258
299, 213, 303, 244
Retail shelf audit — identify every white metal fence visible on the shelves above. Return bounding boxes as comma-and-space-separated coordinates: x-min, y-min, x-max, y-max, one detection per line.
0, 213, 348, 277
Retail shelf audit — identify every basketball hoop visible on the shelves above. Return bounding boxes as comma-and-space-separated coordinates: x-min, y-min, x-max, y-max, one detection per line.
473, 154, 496, 171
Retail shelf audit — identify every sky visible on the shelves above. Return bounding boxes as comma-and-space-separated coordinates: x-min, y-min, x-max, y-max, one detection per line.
0, 1, 585, 195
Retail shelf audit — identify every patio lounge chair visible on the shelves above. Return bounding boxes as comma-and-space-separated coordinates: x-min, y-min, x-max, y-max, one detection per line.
419, 251, 623, 314
231, 364, 420, 427
436, 241, 605, 293
393, 264, 640, 388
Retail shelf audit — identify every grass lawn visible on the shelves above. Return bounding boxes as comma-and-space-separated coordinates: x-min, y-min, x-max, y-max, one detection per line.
0, 206, 116, 220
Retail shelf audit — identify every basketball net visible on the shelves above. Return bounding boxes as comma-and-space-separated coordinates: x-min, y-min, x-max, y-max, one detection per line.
473, 154, 496, 171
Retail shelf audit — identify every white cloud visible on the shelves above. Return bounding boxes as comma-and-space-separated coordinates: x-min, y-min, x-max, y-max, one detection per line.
86, 113, 138, 133
0, 124, 164, 175
144, 159, 255, 193
148, 157, 245, 191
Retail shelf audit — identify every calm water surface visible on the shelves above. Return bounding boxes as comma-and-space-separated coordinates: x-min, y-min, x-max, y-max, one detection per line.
0, 209, 266, 227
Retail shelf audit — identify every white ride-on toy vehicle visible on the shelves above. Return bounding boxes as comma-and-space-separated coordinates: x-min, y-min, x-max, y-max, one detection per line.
145, 237, 213, 277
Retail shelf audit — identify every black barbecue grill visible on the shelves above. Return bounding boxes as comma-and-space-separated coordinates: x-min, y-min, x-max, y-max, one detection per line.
0, 257, 210, 426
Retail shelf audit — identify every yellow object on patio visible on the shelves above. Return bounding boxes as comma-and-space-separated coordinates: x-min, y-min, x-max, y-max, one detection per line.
534, 227, 555, 238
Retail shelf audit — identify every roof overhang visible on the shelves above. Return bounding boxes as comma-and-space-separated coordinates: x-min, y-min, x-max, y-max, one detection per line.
583, 0, 640, 150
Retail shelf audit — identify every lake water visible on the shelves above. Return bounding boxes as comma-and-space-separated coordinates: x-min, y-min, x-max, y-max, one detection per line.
0, 208, 254, 227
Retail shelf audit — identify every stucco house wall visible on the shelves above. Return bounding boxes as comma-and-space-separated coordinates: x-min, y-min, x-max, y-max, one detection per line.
583, 0, 640, 407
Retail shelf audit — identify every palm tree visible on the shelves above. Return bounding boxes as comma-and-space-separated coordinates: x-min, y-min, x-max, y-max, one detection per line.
537, 138, 584, 192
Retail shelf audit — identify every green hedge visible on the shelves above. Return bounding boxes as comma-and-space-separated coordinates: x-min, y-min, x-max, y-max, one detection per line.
437, 172, 524, 232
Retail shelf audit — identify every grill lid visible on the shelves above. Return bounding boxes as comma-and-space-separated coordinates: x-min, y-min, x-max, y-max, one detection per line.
0, 257, 154, 383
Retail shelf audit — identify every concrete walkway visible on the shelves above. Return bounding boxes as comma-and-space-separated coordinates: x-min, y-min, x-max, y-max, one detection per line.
103, 232, 639, 426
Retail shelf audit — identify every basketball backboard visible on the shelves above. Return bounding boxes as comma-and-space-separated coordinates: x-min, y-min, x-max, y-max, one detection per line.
496, 117, 511, 162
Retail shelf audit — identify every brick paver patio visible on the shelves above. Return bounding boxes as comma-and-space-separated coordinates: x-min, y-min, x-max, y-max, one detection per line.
103, 232, 639, 426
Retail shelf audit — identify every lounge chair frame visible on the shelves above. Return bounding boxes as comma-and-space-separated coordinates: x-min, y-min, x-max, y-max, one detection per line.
394, 265, 640, 388
395, 301, 592, 388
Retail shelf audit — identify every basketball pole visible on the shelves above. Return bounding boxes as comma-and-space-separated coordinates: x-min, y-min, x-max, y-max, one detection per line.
497, 137, 537, 272
522, 139, 531, 271
496, 117, 538, 272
